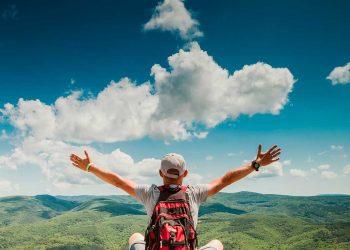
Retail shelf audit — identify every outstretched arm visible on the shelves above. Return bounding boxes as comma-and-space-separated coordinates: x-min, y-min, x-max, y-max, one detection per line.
70, 151, 136, 198
207, 144, 281, 197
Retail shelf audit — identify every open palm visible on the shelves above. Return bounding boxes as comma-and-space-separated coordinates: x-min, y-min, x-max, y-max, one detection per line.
256, 144, 281, 166
70, 150, 91, 171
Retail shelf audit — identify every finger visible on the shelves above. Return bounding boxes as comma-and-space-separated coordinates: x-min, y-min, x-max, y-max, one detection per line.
271, 157, 280, 162
72, 163, 79, 167
258, 144, 262, 156
271, 151, 281, 158
270, 149, 281, 157
84, 150, 90, 162
270, 148, 281, 155
71, 160, 79, 166
70, 154, 82, 161
71, 156, 81, 163
70, 153, 79, 158
267, 145, 278, 155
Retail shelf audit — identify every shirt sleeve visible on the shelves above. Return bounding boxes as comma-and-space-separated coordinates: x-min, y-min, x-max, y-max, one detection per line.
187, 184, 209, 204
134, 184, 151, 204
134, 184, 160, 216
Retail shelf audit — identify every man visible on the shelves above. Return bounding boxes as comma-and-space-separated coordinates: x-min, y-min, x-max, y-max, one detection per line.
70, 144, 281, 249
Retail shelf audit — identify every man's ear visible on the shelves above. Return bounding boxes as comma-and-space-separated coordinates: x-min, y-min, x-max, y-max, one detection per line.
159, 170, 164, 177
183, 170, 188, 178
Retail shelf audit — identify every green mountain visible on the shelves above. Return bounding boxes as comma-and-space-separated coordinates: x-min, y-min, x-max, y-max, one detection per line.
0, 195, 78, 227
206, 191, 350, 222
71, 197, 146, 216
0, 192, 349, 249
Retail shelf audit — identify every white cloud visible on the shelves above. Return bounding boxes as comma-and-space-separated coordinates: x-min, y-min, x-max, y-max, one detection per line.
151, 42, 296, 130
321, 171, 338, 179
205, 155, 213, 161
283, 160, 291, 166
310, 168, 318, 174
0, 129, 8, 140
0, 144, 39, 170
143, 0, 203, 40
0, 136, 208, 189
331, 144, 343, 150
327, 62, 350, 85
193, 131, 208, 139
2, 99, 56, 140
0, 180, 19, 196
289, 168, 308, 178
53, 79, 160, 143
1, 42, 295, 144
318, 164, 330, 170
0, 137, 165, 188
1, 79, 161, 143
250, 161, 284, 178
249, 160, 290, 179
343, 165, 350, 175
227, 151, 244, 157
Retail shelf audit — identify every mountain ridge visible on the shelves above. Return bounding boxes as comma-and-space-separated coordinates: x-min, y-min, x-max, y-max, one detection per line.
1, 191, 349, 249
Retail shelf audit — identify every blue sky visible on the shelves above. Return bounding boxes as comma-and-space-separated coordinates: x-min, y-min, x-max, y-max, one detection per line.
0, 0, 349, 197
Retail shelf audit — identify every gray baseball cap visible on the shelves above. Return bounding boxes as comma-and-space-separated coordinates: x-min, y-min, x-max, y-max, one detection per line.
160, 153, 186, 179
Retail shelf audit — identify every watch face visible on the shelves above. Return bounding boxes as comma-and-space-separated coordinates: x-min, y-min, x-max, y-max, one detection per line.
254, 162, 260, 168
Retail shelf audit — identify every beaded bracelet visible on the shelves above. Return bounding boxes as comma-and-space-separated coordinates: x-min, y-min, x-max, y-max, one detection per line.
86, 162, 94, 172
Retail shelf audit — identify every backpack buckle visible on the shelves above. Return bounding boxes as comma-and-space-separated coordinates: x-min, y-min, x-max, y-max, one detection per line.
170, 231, 176, 243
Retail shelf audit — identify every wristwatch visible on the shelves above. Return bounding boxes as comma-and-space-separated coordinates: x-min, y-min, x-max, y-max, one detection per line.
251, 160, 260, 171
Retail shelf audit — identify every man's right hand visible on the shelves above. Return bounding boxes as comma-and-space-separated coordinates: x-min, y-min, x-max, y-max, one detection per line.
70, 150, 91, 172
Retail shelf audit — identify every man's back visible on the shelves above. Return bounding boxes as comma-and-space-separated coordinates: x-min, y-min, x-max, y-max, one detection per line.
135, 184, 209, 228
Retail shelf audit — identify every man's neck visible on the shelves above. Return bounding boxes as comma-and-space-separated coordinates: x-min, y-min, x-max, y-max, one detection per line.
163, 180, 182, 186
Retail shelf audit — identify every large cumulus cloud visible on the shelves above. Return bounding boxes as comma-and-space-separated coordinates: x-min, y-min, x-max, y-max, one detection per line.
1, 43, 296, 144
0, 42, 296, 187
152, 42, 295, 130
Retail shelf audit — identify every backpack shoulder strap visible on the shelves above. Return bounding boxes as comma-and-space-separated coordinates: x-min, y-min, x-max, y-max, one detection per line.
158, 185, 165, 192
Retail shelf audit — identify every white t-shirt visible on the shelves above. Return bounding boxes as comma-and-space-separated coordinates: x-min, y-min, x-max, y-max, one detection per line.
135, 184, 209, 228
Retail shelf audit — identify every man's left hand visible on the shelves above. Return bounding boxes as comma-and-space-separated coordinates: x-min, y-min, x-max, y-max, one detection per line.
255, 144, 281, 166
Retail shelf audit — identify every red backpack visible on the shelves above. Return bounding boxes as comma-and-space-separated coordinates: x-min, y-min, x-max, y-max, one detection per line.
144, 185, 198, 250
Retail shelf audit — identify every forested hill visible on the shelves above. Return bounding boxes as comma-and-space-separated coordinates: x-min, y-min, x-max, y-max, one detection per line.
0, 192, 349, 249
